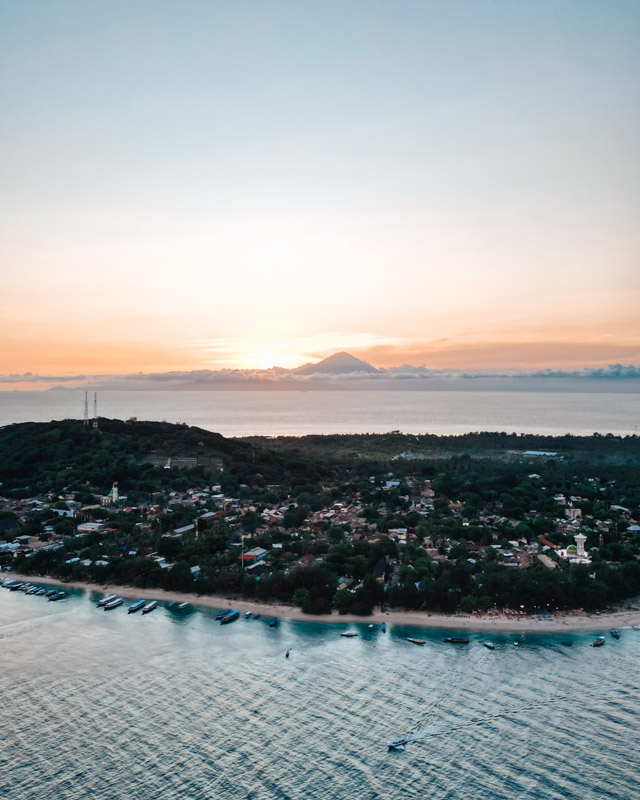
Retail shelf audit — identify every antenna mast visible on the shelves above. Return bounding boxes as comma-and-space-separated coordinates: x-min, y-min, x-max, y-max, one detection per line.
83, 391, 89, 426
93, 392, 99, 429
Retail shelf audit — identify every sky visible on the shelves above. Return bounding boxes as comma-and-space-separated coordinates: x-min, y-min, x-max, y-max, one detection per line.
1, 0, 639, 386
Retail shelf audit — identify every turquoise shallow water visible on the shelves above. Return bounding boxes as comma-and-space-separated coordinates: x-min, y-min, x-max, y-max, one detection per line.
2, 585, 639, 800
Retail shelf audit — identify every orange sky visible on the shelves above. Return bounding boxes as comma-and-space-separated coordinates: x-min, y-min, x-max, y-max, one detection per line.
1, 2, 639, 385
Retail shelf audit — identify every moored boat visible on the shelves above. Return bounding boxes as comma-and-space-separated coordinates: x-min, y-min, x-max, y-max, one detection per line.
48, 591, 67, 601
381, 622, 386, 632
215, 609, 232, 620
141, 601, 157, 615
610, 629, 620, 639
592, 636, 605, 647
269, 617, 278, 627
483, 642, 495, 650
45, 589, 57, 597
407, 638, 425, 646
444, 637, 469, 644
98, 594, 119, 607
104, 597, 123, 610
220, 609, 239, 624
128, 600, 146, 613
244, 611, 252, 618
341, 631, 358, 638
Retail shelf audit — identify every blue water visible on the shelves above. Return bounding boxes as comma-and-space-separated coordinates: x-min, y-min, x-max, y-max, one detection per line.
1, 388, 639, 436
2, 585, 639, 799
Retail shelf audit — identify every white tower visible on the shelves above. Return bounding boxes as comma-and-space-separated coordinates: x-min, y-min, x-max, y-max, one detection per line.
574, 532, 587, 558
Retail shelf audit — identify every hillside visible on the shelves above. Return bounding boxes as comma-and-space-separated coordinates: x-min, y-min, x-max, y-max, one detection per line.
294, 351, 379, 375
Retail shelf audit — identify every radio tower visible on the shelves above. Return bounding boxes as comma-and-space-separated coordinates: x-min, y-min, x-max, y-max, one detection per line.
83, 392, 89, 426
93, 392, 99, 430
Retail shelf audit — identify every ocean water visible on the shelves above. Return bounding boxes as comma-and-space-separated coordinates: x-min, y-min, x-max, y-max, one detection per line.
0, 389, 639, 437
2, 586, 639, 800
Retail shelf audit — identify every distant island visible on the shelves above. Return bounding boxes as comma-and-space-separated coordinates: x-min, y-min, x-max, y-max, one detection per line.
1, 419, 639, 616
5, 350, 640, 391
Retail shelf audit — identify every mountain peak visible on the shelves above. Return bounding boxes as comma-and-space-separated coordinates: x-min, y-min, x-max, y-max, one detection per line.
295, 351, 379, 375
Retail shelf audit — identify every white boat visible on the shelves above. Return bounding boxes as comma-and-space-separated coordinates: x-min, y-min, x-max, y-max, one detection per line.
244, 611, 252, 618
483, 642, 495, 650
387, 737, 409, 751
104, 597, 123, 610
141, 601, 157, 615
98, 594, 119, 607
341, 631, 358, 638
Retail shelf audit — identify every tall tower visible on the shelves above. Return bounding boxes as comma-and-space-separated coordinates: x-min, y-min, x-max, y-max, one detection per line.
93, 392, 99, 429
83, 392, 89, 426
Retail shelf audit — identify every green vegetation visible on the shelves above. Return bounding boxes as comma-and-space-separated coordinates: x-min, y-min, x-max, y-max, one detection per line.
1, 420, 640, 615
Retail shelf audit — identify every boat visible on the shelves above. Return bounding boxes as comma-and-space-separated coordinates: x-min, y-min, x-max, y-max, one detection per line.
128, 600, 146, 614
220, 610, 239, 624
98, 594, 119, 607
513, 642, 519, 647
244, 611, 252, 618
141, 601, 157, 615
592, 637, 605, 647
368, 624, 374, 630
215, 609, 233, 620
610, 629, 620, 639
104, 597, 123, 610
269, 617, 278, 627
48, 591, 67, 601
177, 602, 190, 610
632, 625, 640, 630
35, 588, 47, 596
381, 622, 386, 632
168, 601, 178, 609
26, 586, 40, 595
45, 589, 57, 597
387, 737, 409, 751
285, 649, 290, 658
9, 583, 24, 591
444, 637, 469, 644
483, 642, 495, 650
407, 638, 425, 646
341, 631, 358, 638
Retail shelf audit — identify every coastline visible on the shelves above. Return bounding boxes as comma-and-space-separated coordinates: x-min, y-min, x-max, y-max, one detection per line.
5, 572, 640, 632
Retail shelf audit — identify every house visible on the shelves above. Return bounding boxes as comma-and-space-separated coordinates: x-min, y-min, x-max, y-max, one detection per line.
246, 561, 270, 577
239, 547, 267, 564
76, 522, 105, 534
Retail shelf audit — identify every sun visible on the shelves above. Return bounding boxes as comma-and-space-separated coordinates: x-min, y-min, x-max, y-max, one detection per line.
253, 348, 300, 370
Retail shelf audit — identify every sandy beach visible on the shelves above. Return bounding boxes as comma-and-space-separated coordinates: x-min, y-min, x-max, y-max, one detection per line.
5, 572, 640, 632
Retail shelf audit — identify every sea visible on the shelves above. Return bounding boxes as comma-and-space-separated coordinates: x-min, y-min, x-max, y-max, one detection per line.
0, 389, 638, 437
2, 585, 639, 800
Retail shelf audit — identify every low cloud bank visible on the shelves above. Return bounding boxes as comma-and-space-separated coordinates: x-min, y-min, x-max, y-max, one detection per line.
0, 372, 87, 384
2, 363, 640, 390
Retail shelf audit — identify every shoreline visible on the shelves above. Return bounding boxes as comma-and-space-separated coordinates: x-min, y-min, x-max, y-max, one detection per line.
5, 572, 640, 632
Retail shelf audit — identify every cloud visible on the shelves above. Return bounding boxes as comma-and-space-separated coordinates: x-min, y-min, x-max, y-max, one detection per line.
0, 372, 87, 384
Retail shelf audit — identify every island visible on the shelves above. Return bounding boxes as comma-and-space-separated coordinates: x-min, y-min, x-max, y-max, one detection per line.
1, 419, 639, 619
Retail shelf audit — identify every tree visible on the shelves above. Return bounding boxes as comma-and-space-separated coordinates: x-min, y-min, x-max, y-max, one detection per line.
460, 594, 477, 613
333, 589, 354, 614
292, 588, 310, 608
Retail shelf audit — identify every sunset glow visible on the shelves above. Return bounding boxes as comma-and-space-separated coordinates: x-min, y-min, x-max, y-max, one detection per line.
1, 1, 639, 386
